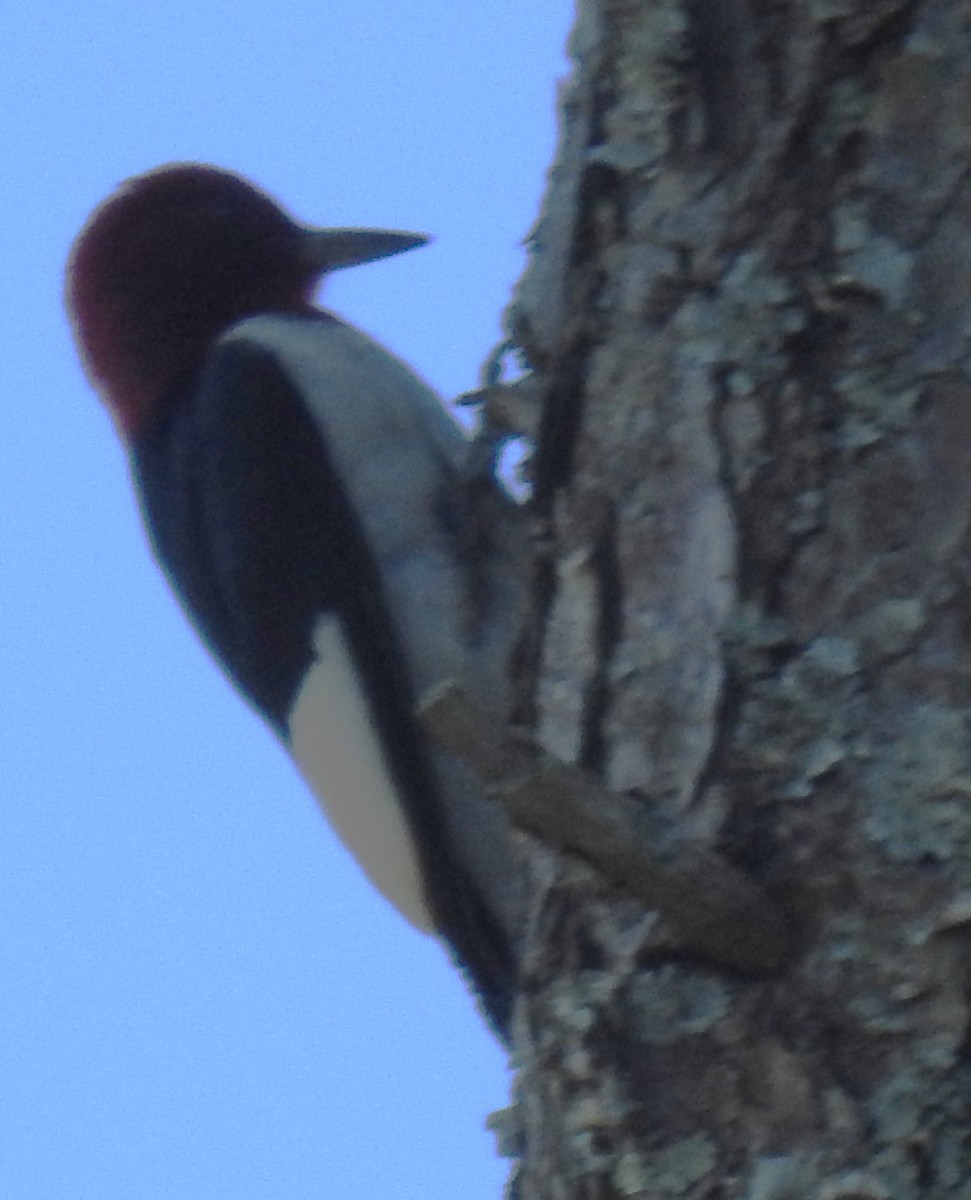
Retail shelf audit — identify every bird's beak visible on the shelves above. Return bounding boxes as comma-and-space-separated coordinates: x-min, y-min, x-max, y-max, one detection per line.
298, 227, 430, 274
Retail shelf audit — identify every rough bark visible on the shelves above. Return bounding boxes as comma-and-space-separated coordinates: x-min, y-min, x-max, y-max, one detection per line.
498, 0, 971, 1196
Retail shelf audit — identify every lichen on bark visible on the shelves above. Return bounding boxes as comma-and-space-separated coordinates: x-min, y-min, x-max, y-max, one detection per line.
502, 0, 971, 1197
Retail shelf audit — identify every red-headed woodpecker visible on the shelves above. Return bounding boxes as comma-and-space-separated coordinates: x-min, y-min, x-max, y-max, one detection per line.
66, 163, 526, 1039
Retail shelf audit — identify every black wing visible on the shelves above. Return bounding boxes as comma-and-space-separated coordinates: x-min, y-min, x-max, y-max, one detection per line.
132, 334, 517, 1038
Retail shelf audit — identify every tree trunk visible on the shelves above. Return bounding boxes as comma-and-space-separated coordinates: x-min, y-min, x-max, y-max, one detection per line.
502, 0, 971, 1195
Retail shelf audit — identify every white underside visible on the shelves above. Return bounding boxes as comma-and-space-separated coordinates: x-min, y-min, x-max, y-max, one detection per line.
220, 316, 469, 936
288, 614, 434, 932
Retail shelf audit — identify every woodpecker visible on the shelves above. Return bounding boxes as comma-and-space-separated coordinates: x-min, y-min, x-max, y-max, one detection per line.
66, 163, 527, 1039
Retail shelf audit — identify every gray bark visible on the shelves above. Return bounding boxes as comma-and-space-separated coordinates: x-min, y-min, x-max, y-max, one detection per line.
498, 0, 971, 1196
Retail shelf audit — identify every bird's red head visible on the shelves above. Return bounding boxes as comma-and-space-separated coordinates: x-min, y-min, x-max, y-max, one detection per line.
66, 163, 428, 438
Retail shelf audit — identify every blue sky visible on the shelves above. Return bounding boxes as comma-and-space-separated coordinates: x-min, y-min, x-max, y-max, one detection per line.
2, 5, 572, 1196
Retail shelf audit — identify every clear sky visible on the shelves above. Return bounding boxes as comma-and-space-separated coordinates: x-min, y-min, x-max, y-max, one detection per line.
2, 4, 572, 1196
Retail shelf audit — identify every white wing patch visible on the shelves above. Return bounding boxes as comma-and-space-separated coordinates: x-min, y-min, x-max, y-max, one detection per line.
289, 614, 435, 933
